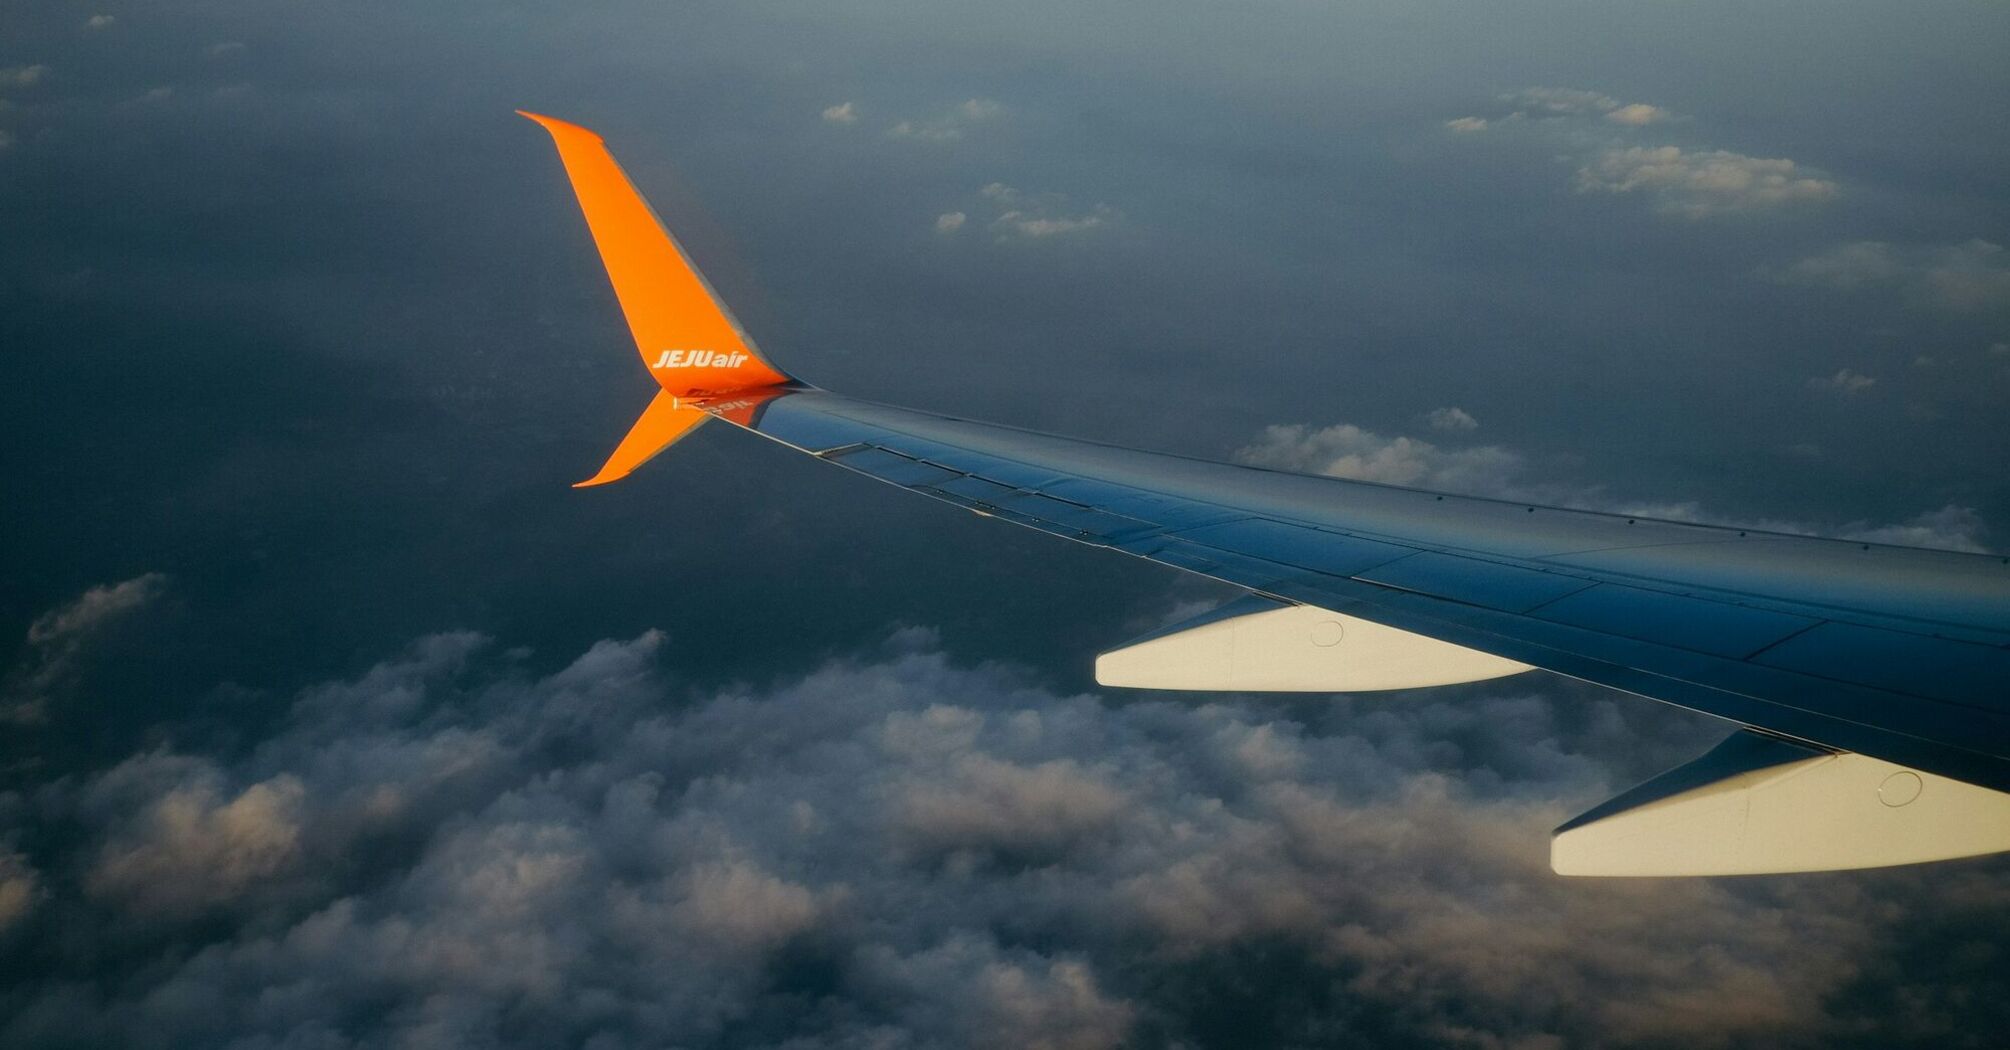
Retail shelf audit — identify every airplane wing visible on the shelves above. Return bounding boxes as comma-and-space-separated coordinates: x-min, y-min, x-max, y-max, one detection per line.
521, 112, 2010, 876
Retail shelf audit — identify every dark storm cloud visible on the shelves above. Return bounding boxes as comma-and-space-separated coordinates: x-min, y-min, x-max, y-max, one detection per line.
6, 620, 2006, 1049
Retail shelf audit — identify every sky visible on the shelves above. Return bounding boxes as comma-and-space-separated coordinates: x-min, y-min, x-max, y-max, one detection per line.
2, 1, 2008, 1047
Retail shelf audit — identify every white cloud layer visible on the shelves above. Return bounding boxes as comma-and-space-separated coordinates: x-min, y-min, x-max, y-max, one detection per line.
5, 626, 2004, 1048
1773, 240, 2010, 312
1575, 146, 1838, 217
1237, 422, 1990, 552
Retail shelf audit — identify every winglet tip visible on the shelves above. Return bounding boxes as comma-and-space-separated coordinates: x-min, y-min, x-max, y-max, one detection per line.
515, 109, 602, 142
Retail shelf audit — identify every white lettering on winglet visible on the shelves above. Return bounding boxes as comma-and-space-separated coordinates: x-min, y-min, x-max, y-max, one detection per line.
651, 349, 749, 370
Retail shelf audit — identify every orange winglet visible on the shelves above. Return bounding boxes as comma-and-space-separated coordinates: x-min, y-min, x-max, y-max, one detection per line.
574, 390, 712, 488
519, 110, 791, 399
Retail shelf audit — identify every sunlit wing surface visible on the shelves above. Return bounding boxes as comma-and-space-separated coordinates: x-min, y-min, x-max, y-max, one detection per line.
521, 112, 2010, 876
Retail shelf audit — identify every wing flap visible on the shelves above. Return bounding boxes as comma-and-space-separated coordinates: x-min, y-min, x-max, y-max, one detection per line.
1553, 730, 2010, 876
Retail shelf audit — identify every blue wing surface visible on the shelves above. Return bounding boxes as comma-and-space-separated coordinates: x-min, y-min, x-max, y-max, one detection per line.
702, 387, 2010, 794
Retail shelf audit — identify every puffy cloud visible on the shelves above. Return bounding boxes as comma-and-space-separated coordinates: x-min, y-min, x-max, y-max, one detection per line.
3, 573, 167, 725
973, 183, 1118, 240
1575, 146, 1838, 217
0, 625, 2005, 1048
891, 751, 1129, 865
1236, 422, 1526, 496
0, 65, 48, 88
1605, 102, 1670, 126
821, 100, 858, 124
935, 210, 967, 233
0, 848, 42, 934
1773, 241, 1902, 289
1808, 367, 1877, 396
1238, 421, 1990, 552
859, 933, 1135, 1050
85, 765, 308, 917
85, 14, 115, 30
1444, 116, 1489, 133
1841, 504, 1990, 553
887, 98, 1005, 142
1774, 240, 2010, 313
1424, 406, 1479, 432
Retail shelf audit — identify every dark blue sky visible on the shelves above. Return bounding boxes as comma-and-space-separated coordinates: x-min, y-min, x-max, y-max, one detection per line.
3, 2, 2008, 1047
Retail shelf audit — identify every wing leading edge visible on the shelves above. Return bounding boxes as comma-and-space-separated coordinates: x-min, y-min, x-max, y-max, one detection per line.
521, 113, 2010, 874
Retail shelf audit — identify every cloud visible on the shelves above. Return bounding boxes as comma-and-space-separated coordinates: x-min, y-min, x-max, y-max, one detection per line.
1808, 367, 1877, 397
970, 183, 1117, 240
1504, 86, 1620, 116
1575, 146, 1839, 217
3, 574, 167, 725
1605, 102, 1670, 126
859, 933, 1136, 1050
935, 211, 967, 233
0, 64, 49, 88
1423, 406, 1479, 432
0, 848, 42, 934
1773, 241, 1902, 289
1237, 422, 1526, 496
205, 41, 245, 58
959, 97, 1003, 120
1841, 505, 1990, 553
85, 14, 115, 30
821, 101, 858, 124
1772, 240, 2010, 313
891, 750, 1129, 866
0, 615, 2001, 1037
994, 210, 1114, 238
85, 764, 308, 918
0, 130, 12, 150
887, 98, 1006, 142
1450, 89, 1833, 222
4, 626, 2002, 1048
1237, 422, 1990, 551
